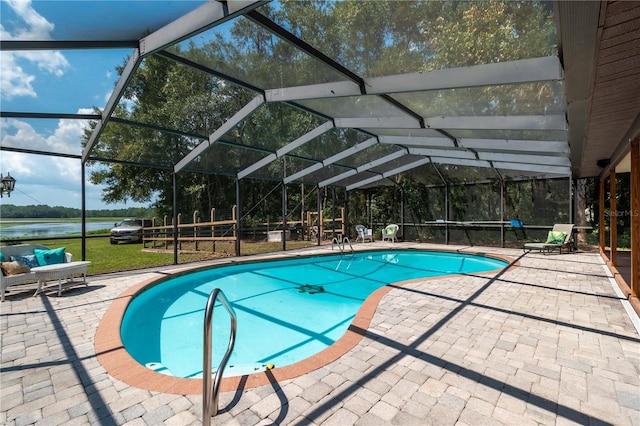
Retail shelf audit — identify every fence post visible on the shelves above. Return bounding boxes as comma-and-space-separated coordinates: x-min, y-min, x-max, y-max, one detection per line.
178, 213, 182, 251
193, 211, 199, 251
232, 205, 236, 239
164, 215, 169, 250
211, 208, 216, 253
233, 204, 240, 256
152, 217, 157, 249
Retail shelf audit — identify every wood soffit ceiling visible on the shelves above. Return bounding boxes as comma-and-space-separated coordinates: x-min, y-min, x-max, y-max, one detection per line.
560, 1, 640, 178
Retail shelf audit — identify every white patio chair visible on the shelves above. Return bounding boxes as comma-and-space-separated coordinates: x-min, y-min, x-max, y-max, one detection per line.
355, 224, 373, 243
381, 224, 399, 243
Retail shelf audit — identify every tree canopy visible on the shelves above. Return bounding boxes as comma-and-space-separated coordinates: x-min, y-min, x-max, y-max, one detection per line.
84, 0, 560, 225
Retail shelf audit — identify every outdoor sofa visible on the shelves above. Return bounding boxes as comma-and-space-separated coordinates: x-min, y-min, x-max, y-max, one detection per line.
0, 244, 91, 301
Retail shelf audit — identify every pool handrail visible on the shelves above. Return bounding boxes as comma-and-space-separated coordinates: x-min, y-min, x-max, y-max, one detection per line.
343, 236, 353, 253
331, 236, 353, 254
203, 288, 237, 424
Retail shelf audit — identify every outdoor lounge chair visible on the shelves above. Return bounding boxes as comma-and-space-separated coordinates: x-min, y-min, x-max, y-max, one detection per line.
381, 224, 399, 243
355, 224, 373, 243
523, 223, 574, 254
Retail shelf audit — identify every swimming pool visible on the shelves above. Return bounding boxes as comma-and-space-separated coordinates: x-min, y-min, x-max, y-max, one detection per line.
120, 249, 508, 379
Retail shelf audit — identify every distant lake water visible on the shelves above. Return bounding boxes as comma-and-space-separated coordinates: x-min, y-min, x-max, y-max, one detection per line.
0, 220, 115, 239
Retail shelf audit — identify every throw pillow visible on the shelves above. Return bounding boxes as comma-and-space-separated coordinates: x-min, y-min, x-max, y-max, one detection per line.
0, 261, 31, 275
34, 247, 66, 266
0, 252, 5, 262
545, 231, 565, 244
11, 254, 39, 269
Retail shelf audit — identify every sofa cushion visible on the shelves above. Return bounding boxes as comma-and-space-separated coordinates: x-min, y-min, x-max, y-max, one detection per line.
11, 254, 39, 269
1, 261, 31, 275
34, 247, 66, 266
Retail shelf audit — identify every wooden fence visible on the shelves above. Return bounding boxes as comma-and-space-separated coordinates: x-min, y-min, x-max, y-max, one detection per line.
143, 207, 237, 251
142, 206, 346, 250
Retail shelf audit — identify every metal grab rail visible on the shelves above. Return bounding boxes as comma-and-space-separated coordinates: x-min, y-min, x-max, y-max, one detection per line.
331, 236, 353, 254
343, 237, 353, 253
203, 288, 237, 425
331, 237, 343, 253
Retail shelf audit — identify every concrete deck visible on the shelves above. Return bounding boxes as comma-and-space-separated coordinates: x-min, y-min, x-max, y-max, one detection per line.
1, 243, 639, 425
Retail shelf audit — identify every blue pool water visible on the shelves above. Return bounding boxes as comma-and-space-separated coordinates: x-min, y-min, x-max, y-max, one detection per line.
121, 250, 507, 378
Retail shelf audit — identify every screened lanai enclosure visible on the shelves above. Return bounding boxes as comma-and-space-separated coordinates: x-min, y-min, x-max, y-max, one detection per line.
1, 1, 638, 273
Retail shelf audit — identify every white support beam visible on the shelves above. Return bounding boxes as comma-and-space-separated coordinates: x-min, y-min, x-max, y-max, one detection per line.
356, 150, 407, 172
346, 158, 431, 191
319, 169, 358, 188
366, 56, 562, 94
379, 135, 454, 148
362, 128, 444, 138
275, 121, 334, 157
284, 163, 324, 184
477, 152, 570, 167
237, 121, 334, 179
175, 95, 265, 172
408, 148, 476, 160
140, 1, 265, 56
334, 116, 421, 129
265, 81, 361, 102
323, 137, 378, 165
459, 138, 570, 153
424, 115, 567, 131
492, 161, 571, 175
346, 175, 384, 191
83, 49, 142, 162
237, 153, 276, 179
264, 57, 562, 102
320, 150, 407, 188
283, 137, 377, 184
384, 157, 431, 177
430, 157, 493, 168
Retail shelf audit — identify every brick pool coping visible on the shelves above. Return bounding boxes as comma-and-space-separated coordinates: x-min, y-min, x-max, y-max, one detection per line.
94, 249, 517, 395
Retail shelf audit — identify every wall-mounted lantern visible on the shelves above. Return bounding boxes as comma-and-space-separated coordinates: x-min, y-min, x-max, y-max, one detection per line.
0, 172, 16, 198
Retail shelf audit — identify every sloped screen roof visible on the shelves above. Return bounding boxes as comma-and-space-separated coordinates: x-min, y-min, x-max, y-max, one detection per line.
1, 0, 570, 188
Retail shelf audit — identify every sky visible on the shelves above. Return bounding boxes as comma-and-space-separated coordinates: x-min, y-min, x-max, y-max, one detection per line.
0, 0, 204, 211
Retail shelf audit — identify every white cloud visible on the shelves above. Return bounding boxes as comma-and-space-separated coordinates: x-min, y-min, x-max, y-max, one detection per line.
0, 115, 145, 209
5, 0, 55, 39
0, 2, 146, 210
1, 112, 89, 154
0, 52, 37, 99
0, 0, 70, 101
0, 116, 86, 196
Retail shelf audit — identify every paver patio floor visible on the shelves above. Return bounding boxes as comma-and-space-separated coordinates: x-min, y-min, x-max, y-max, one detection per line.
1, 243, 639, 425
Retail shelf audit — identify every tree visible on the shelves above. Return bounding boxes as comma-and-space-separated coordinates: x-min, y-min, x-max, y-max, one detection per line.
85, 1, 561, 224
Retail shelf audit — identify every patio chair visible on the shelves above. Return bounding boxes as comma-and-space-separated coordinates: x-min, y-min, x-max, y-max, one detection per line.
523, 223, 574, 254
355, 224, 373, 243
381, 224, 399, 243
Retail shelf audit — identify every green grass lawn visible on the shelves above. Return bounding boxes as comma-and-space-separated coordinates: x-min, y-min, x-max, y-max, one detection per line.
2, 237, 324, 275
24, 238, 181, 275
